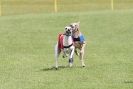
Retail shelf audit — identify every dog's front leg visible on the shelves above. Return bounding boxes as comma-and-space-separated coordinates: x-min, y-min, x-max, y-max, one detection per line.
75, 48, 79, 56
79, 43, 86, 67
69, 46, 75, 67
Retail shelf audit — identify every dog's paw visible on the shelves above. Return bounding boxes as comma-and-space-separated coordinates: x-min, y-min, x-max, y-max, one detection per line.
55, 67, 58, 70
69, 63, 73, 67
82, 64, 86, 67
82, 65, 85, 67
62, 54, 68, 58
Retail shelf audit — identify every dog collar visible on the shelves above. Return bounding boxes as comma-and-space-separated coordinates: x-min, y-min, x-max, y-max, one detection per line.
63, 43, 73, 48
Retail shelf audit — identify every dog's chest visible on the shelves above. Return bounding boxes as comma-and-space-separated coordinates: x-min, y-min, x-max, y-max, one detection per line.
63, 36, 73, 46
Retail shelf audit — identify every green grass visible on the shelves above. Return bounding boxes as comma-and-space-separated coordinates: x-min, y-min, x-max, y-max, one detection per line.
0, 10, 133, 89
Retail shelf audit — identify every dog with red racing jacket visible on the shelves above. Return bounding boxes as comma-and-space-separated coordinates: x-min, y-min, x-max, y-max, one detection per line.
55, 26, 75, 69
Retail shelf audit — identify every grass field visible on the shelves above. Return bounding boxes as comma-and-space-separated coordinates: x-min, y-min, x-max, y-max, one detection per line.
0, 0, 133, 89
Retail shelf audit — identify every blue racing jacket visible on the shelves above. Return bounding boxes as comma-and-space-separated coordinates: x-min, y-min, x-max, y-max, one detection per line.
73, 33, 85, 43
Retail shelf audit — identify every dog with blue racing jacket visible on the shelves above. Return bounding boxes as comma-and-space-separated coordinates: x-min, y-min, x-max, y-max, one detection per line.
70, 22, 86, 67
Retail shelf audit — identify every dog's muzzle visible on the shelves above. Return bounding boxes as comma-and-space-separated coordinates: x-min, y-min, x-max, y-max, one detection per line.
66, 30, 72, 36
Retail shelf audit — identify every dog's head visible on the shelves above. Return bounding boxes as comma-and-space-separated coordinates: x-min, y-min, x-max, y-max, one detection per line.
70, 22, 80, 33
64, 26, 72, 36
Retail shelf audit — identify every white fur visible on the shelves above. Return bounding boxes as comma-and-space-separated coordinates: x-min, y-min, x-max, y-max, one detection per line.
63, 36, 73, 46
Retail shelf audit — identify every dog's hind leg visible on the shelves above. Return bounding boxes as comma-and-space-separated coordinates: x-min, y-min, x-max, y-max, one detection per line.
55, 43, 60, 69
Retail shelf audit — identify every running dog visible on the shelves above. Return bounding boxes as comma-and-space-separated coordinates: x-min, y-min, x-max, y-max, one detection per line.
54, 26, 75, 69
70, 22, 86, 67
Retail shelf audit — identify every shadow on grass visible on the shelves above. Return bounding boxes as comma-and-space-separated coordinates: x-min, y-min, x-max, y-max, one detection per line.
41, 65, 86, 71
41, 66, 69, 71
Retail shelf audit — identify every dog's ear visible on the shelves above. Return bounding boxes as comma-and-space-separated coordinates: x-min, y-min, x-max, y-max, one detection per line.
76, 21, 80, 29
65, 27, 67, 31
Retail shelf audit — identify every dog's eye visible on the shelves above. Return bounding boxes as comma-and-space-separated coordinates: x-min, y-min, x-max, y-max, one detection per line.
70, 25, 74, 28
